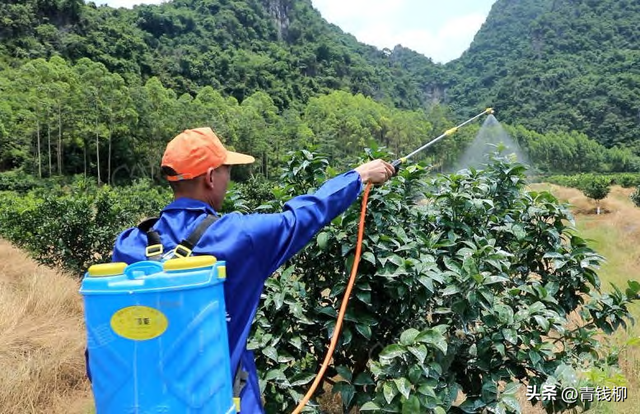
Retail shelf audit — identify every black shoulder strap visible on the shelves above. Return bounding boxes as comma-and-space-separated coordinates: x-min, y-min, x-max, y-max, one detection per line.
138, 217, 163, 261
172, 214, 219, 259
137, 214, 219, 261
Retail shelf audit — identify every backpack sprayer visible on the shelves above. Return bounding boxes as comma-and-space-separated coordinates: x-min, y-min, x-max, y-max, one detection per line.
292, 107, 495, 413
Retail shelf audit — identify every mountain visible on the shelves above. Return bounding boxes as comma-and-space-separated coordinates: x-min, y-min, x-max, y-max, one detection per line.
0, 0, 443, 110
444, 0, 640, 150
4, 0, 637, 153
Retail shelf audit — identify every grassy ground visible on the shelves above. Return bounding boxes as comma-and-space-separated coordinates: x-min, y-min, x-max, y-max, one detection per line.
526, 184, 640, 414
1, 184, 638, 413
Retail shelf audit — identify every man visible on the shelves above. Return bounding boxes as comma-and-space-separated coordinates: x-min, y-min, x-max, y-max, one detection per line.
112, 127, 394, 413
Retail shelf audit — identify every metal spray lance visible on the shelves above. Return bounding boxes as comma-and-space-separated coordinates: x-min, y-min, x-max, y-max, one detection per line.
391, 107, 495, 174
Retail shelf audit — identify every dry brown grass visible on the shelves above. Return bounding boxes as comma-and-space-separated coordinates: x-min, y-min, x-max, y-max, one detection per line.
0, 239, 91, 414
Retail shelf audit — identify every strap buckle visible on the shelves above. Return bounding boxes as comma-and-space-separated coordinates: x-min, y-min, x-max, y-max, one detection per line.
173, 244, 192, 258
145, 244, 163, 257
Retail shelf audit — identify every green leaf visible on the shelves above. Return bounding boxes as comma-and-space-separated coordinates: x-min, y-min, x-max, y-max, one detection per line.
264, 368, 286, 381
442, 285, 460, 296
483, 275, 509, 285
335, 366, 352, 383
393, 377, 412, 399
503, 381, 520, 396
400, 328, 421, 345
434, 407, 447, 414
388, 254, 403, 267
416, 330, 448, 354
493, 402, 508, 414
415, 383, 435, 398
356, 323, 372, 340
418, 276, 434, 292
458, 398, 485, 413
291, 336, 302, 350
495, 304, 514, 324
317, 231, 329, 249
277, 351, 295, 363
626, 336, 640, 347
482, 380, 498, 403
360, 401, 381, 411
335, 382, 355, 408
354, 372, 375, 386
362, 251, 376, 265
356, 290, 372, 305
529, 350, 542, 366
383, 381, 399, 404
511, 224, 526, 240
501, 328, 518, 345
408, 345, 428, 364
342, 327, 353, 346
528, 301, 546, 314
262, 346, 278, 362
533, 315, 550, 332
501, 395, 520, 412
289, 372, 315, 386
379, 344, 406, 361
401, 395, 420, 414
318, 306, 337, 318
408, 364, 422, 384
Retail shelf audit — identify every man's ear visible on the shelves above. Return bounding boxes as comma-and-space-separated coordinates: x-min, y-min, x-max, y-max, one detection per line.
204, 167, 216, 189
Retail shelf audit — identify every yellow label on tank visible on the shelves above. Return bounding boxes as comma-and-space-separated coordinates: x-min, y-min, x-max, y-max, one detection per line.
110, 306, 168, 340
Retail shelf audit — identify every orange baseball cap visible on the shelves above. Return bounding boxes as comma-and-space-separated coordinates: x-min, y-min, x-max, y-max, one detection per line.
161, 127, 255, 181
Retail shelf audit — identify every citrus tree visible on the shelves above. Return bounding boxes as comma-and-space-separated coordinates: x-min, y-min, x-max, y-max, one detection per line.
248, 149, 639, 413
578, 174, 611, 214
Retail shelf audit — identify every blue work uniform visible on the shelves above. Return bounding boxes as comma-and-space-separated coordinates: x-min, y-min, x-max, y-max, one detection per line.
111, 170, 364, 413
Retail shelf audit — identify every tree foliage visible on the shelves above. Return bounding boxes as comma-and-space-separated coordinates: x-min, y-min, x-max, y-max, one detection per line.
577, 174, 611, 206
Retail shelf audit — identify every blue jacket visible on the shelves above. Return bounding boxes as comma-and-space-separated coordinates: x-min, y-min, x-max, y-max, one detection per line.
112, 170, 364, 413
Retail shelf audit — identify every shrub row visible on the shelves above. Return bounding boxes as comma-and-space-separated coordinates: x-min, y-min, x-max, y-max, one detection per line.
0, 179, 172, 275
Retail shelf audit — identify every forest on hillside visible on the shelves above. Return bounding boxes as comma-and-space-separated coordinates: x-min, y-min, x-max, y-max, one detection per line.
1, 0, 639, 183
446, 0, 640, 150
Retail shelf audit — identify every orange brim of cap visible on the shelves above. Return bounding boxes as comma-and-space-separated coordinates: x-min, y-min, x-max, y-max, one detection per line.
225, 151, 255, 165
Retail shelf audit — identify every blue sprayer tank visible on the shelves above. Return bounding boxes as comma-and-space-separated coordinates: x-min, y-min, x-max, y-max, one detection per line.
80, 255, 236, 414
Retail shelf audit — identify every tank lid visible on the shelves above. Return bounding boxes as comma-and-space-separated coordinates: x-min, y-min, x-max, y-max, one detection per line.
163, 255, 217, 272
88, 262, 127, 277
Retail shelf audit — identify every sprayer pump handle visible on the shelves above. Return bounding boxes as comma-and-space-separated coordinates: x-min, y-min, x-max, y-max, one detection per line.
391, 159, 402, 175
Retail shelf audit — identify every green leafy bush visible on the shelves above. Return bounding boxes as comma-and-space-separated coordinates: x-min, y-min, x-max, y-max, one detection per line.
0, 179, 171, 275
0, 170, 42, 192
546, 173, 640, 189
248, 150, 638, 413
